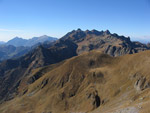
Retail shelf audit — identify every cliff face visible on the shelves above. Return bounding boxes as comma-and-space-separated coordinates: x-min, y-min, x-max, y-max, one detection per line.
62, 29, 149, 56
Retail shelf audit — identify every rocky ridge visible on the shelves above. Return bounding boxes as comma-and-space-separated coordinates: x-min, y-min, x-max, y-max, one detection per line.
62, 29, 149, 56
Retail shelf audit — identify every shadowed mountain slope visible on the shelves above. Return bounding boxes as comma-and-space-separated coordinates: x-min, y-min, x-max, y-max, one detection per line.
62, 29, 149, 56
0, 45, 30, 61
0, 50, 150, 113
0, 35, 57, 61
0, 39, 77, 102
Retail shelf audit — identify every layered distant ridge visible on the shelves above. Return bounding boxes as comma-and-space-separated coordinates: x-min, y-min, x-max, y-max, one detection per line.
62, 29, 149, 56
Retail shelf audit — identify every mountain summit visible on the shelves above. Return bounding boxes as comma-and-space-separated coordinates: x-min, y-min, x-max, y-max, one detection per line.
6, 35, 57, 47
62, 29, 149, 56
6, 37, 28, 47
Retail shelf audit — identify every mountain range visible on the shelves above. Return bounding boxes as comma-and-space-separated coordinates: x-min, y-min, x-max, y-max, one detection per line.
0, 35, 57, 61
61, 29, 149, 56
0, 29, 150, 113
3, 35, 57, 47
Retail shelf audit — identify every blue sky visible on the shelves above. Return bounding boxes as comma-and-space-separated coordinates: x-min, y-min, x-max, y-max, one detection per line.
0, 0, 150, 42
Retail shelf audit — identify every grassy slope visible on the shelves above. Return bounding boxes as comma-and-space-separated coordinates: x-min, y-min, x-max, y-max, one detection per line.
1, 50, 150, 113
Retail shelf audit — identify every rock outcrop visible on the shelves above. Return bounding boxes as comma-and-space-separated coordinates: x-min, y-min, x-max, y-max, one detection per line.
134, 76, 146, 91
131, 73, 150, 91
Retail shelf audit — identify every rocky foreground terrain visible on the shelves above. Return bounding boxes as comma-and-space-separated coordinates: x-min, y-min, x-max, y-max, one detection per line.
0, 29, 150, 113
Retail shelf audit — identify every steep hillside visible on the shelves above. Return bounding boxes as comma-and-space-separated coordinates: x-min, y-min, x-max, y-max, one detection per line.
0, 39, 77, 103
0, 45, 30, 61
62, 29, 149, 56
0, 50, 150, 113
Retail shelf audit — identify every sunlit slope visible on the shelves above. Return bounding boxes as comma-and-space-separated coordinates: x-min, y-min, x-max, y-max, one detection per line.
1, 50, 150, 113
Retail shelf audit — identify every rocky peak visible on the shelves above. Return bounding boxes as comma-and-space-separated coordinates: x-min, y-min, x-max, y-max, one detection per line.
61, 29, 150, 56
104, 30, 111, 35
40, 35, 49, 38
91, 29, 104, 35
13, 37, 23, 39
77, 28, 82, 32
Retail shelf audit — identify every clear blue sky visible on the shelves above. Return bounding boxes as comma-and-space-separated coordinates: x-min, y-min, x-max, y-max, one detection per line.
0, 0, 150, 42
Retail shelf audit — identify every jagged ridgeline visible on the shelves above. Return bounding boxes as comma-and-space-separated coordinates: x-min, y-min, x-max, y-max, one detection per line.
61, 29, 149, 56
0, 29, 150, 113
0, 35, 57, 61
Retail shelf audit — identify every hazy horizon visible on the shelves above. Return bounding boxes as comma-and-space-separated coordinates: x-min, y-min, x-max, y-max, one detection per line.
0, 28, 150, 44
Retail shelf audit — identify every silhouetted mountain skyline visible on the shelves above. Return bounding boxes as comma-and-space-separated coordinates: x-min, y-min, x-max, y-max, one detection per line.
0, 35, 57, 47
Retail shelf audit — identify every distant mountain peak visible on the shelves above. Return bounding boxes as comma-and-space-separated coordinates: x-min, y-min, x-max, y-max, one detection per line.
91, 29, 99, 32
39, 35, 49, 38
62, 29, 112, 41
5, 35, 57, 47
77, 28, 82, 31
104, 30, 111, 35
13, 36, 24, 40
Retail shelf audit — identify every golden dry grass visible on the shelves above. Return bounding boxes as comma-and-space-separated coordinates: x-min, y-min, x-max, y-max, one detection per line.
1, 50, 150, 113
